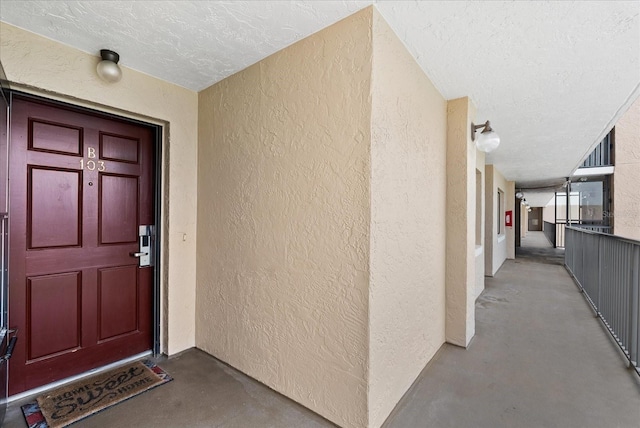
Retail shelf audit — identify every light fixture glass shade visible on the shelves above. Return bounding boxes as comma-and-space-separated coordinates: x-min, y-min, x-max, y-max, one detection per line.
96, 49, 122, 83
515, 192, 524, 199
97, 60, 122, 83
475, 130, 500, 153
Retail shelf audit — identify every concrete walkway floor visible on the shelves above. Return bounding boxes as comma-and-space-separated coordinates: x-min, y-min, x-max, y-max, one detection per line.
5, 248, 640, 427
517, 231, 565, 265
383, 258, 640, 428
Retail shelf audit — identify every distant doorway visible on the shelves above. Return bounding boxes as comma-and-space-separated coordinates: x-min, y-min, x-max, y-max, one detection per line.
528, 207, 543, 231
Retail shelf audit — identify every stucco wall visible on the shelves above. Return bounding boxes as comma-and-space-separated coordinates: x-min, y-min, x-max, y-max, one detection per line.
484, 165, 515, 276
521, 206, 529, 238
613, 96, 640, 240
196, 10, 371, 428
0, 22, 198, 355
475, 152, 486, 297
368, 9, 447, 427
543, 202, 556, 224
445, 97, 476, 347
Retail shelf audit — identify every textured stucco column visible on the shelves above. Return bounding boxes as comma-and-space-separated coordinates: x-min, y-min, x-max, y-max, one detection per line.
369, 8, 447, 427
445, 97, 476, 347
475, 150, 485, 298
612, 97, 640, 240
485, 165, 516, 276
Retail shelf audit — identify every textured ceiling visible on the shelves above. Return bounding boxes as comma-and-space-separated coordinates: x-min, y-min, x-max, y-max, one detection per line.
1, 1, 639, 190
0, 0, 371, 91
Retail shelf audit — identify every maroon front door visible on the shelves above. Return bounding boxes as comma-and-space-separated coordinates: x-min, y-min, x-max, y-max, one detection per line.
8, 96, 154, 394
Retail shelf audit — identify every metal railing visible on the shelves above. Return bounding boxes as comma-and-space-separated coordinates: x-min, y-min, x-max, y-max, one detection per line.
565, 227, 640, 375
543, 221, 556, 247
555, 223, 611, 249
573, 224, 612, 234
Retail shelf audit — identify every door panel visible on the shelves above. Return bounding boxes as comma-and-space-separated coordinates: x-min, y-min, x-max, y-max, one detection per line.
99, 174, 138, 244
28, 167, 82, 249
30, 120, 83, 155
100, 133, 139, 163
98, 266, 138, 341
27, 272, 81, 361
9, 96, 154, 394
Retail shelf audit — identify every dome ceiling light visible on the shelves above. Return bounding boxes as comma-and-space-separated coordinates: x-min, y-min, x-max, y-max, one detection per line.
96, 49, 122, 83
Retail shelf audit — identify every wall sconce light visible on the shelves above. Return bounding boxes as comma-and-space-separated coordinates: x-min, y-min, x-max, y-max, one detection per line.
96, 49, 122, 83
515, 191, 524, 199
471, 120, 500, 153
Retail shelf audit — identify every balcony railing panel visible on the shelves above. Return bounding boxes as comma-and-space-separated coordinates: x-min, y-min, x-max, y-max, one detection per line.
581, 133, 612, 168
543, 221, 556, 247
565, 227, 640, 374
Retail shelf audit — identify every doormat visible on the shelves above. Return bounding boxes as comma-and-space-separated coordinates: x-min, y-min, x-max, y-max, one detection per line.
21, 360, 172, 428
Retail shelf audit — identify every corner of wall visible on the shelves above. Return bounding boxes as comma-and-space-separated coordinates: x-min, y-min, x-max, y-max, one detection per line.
506, 181, 516, 260
484, 165, 512, 276
195, 9, 373, 428
475, 150, 486, 297
612, 96, 640, 240
484, 165, 495, 276
369, 7, 447, 427
445, 97, 476, 348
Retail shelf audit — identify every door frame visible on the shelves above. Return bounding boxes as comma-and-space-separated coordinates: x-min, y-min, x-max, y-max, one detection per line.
7, 90, 163, 357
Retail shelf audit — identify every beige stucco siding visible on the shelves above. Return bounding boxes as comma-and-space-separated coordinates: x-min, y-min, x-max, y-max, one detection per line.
475, 152, 486, 297
0, 22, 198, 355
368, 9, 448, 427
613, 96, 640, 240
485, 165, 515, 276
543, 203, 556, 224
445, 97, 477, 348
196, 9, 372, 428
3, 9, 477, 427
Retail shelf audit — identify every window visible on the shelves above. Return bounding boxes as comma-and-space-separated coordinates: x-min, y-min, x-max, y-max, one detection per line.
497, 188, 504, 235
571, 181, 604, 224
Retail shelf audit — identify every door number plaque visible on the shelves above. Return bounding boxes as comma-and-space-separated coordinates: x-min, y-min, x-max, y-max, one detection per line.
80, 147, 106, 171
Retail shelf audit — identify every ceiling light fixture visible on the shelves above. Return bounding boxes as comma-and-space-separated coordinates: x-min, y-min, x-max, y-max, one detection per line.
515, 191, 524, 199
471, 120, 500, 153
96, 49, 122, 83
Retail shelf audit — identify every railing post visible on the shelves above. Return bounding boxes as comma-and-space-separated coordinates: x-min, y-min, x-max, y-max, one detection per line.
630, 246, 639, 367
